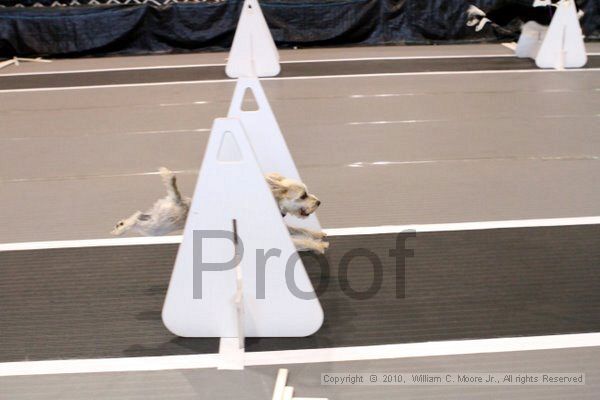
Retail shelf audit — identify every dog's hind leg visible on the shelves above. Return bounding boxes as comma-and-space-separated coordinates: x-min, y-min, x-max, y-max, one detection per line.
287, 226, 327, 240
292, 237, 329, 254
159, 167, 183, 204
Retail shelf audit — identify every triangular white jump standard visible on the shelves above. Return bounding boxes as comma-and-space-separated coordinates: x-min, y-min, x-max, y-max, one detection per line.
228, 77, 322, 231
515, 21, 547, 59
162, 118, 324, 338
226, 0, 280, 78
516, 0, 587, 69
536, 0, 587, 69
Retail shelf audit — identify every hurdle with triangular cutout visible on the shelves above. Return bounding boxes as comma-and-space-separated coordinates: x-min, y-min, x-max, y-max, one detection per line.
226, 0, 280, 78
226, 0, 317, 228
228, 77, 321, 231
162, 117, 324, 338
515, 0, 587, 69
164, 0, 322, 351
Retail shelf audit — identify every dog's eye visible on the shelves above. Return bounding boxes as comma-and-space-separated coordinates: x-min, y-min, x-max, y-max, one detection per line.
300, 192, 308, 200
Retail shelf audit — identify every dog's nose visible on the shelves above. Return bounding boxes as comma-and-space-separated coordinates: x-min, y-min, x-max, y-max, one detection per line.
316, 200, 321, 206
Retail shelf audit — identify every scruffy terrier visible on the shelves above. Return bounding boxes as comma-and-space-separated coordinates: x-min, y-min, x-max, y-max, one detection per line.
111, 167, 191, 237
265, 172, 328, 253
112, 168, 328, 253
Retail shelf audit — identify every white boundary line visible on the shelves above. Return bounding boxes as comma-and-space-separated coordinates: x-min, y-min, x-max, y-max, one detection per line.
325, 215, 600, 236
0, 79, 235, 93
1, 216, 599, 252
244, 332, 600, 367
0, 54, 517, 77
0, 354, 220, 377
0, 62, 226, 76
0, 332, 599, 377
1, 68, 598, 94
2, 52, 599, 77
0, 235, 183, 252
283, 54, 516, 63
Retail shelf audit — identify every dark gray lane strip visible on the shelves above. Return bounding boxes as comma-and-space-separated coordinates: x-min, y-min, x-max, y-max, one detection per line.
1, 56, 599, 90
0, 243, 219, 362
249, 225, 600, 353
1, 225, 599, 362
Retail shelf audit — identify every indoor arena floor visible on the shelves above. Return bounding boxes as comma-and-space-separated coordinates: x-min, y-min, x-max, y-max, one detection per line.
1, 43, 599, 399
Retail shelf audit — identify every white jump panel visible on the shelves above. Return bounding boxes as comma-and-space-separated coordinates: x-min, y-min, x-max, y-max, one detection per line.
226, 0, 280, 78
536, 0, 587, 69
228, 77, 322, 231
162, 118, 323, 337
516, 0, 587, 69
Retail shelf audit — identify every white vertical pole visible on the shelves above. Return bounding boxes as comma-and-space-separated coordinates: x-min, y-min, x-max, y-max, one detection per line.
272, 368, 289, 400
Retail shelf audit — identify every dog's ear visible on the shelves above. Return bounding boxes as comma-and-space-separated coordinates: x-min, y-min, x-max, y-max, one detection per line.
265, 173, 287, 196
265, 173, 285, 182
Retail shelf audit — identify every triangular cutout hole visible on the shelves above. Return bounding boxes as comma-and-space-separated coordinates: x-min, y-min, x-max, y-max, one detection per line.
241, 87, 260, 112
217, 131, 243, 162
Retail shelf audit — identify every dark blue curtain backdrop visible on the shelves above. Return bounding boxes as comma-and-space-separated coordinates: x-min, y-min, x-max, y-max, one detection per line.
0, 0, 597, 58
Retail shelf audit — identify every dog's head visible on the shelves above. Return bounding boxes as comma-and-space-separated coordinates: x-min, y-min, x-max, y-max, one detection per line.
266, 173, 321, 218
110, 211, 141, 236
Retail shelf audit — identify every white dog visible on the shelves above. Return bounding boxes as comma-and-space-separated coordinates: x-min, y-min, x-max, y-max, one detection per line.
112, 168, 328, 253
265, 172, 328, 253
111, 167, 191, 236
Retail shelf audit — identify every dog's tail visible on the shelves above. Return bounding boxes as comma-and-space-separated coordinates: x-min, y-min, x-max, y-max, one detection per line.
159, 167, 183, 204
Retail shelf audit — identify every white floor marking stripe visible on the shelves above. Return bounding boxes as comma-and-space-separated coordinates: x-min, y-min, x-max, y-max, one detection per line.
0, 79, 234, 93
0, 235, 184, 252
0, 54, 518, 77
1, 216, 599, 252
323, 216, 600, 236
0, 354, 220, 377
1, 68, 598, 93
346, 154, 600, 166
0, 332, 598, 377
280, 54, 516, 63
501, 42, 517, 51
0, 63, 227, 76
243, 332, 600, 367
2, 51, 599, 77
4, 168, 198, 184
266, 68, 600, 82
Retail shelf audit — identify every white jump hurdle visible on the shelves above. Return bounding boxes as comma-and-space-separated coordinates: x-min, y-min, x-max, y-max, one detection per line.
162, 0, 322, 369
227, 77, 322, 231
226, 0, 280, 78
161, 117, 323, 339
516, 0, 587, 69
